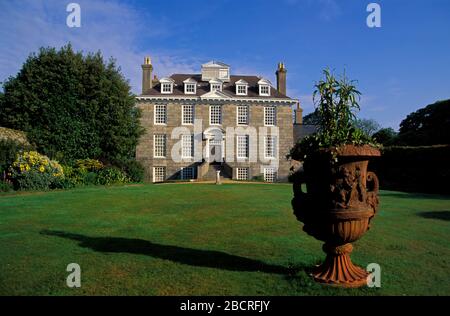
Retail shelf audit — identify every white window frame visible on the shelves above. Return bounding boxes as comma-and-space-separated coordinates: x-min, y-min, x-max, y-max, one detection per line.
236, 135, 249, 159
180, 167, 195, 180
209, 105, 222, 125
161, 83, 173, 94
181, 134, 194, 158
153, 166, 166, 182
184, 83, 196, 94
264, 106, 276, 126
236, 85, 248, 96
154, 104, 167, 125
211, 83, 222, 92
264, 135, 277, 159
259, 84, 270, 96
153, 134, 166, 158
236, 105, 249, 125
264, 168, 277, 182
236, 167, 249, 181
182, 104, 194, 125
219, 69, 229, 80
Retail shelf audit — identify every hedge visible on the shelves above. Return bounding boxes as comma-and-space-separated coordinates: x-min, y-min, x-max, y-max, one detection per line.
370, 145, 450, 194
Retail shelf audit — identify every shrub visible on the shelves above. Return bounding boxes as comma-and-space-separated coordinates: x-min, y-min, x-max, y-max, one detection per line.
0, 139, 34, 178
0, 181, 13, 192
8, 151, 64, 190
370, 145, 450, 194
75, 159, 103, 172
117, 159, 144, 183
96, 166, 129, 185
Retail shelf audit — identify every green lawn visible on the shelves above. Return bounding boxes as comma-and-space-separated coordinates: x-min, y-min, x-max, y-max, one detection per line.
0, 183, 449, 295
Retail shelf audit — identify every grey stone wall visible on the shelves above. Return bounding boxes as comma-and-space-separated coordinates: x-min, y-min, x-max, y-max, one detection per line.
136, 100, 293, 182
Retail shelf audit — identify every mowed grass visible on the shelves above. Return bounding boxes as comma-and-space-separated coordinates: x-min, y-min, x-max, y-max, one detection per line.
0, 183, 449, 296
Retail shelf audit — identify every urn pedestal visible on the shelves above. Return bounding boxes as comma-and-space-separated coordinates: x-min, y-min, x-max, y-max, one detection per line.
292, 145, 380, 287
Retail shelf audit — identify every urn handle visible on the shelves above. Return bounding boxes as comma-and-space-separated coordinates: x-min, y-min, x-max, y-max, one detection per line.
366, 171, 379, 194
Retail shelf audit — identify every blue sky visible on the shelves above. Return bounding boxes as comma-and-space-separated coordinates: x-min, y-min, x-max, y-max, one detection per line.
0, 0, 449, 129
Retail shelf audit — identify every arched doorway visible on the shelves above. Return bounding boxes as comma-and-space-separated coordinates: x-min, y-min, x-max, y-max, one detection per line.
203, 127, 225, 163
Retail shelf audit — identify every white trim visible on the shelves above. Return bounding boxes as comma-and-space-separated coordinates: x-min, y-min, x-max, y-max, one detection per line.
236, 135, 249, 159
136, 95, 297, 105
154, 104, 167, 125
259, 84, 270, 96
184, 83, 196, 94
236, 167, 249, 180
236, 105, 249, 125
153, 166, 166, 182
263, 167, 277, 182
209, 105, 222, 125
153, 134, 166, 158
264, 135, 277, 159
264, 106, 276, 126
181, 104, 194, 125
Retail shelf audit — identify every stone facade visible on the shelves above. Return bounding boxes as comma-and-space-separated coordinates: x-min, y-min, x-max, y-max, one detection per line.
135, 60, 300, 183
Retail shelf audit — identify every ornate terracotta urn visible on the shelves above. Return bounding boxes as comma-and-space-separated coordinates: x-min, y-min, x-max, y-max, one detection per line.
291, 144, 380, 287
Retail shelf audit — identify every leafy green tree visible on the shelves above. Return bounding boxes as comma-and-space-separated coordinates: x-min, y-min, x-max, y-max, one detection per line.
302, 109, 320, 125
0, 44, 143, 164
397, 99, 450, 145
372, 127, 398, 145
353, 118, 381, 136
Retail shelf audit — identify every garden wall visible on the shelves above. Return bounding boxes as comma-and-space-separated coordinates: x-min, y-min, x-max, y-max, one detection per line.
370, 145, 450, 194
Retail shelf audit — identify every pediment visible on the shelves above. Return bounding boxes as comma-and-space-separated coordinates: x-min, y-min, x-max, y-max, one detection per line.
200, 90, 231, 99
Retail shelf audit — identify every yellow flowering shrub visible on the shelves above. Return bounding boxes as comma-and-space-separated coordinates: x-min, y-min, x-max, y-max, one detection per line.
8, 151, 64, 190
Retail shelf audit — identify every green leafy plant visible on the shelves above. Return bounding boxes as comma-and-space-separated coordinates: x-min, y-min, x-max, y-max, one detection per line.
8, 151, 64, 190
96, 166, 129, 185
289, 69, 378, 162
116, 159, 145, 183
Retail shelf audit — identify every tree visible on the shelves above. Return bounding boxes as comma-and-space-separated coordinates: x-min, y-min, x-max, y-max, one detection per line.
0, 44, 144, 164
302, 109, 320, 125
397, 99, 450, 145
353, 118, 381, 136
372, 127, 398, 145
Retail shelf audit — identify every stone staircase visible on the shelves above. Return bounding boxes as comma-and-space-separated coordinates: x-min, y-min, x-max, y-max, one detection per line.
202, 163, 232, 181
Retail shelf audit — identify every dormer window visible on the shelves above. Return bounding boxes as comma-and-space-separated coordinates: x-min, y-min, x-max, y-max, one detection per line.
160, 77, 174, 94
257, 78, 271, 96
209, 79, 223, 92
235, 79, 248, 96
183, 78, 197, 94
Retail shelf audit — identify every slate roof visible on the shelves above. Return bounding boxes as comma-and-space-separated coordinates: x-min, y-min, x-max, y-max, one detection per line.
143, 74, 291, 99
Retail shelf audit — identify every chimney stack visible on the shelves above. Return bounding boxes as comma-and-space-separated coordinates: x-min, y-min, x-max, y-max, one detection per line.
276, 62, 287, 95
141, 56, 153, 95
294, 101, 303, 124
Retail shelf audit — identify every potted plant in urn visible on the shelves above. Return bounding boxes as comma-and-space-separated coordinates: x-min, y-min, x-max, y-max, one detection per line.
289, 69, 380, 287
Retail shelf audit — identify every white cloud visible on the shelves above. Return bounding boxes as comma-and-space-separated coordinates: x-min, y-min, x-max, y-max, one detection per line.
0, 0, 197, 93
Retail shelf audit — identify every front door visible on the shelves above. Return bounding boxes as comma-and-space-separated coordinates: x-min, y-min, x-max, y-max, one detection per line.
209, 139, 223, 162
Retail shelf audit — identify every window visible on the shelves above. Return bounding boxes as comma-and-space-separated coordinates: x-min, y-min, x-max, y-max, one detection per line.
184, 83, 196, 94
210, 105, 222, 125
161, 83, 173, 94
236, 85, 247, 96
219, 69, 229, 79
211, 84, 222, 92
154, 134, 166, 158
265, 135, 276, 159
264, 106, 276, 126
236, 168, 249, 180
181, 167, 195, 180
259, 85, 270, 96
153, 167, 166, 182
264, 168, 277, 182
237, 135, 249, 159
154, 104, 167, 124
182, 134, 194, 158
237, 105, 248, 125
182, 105, 194, 125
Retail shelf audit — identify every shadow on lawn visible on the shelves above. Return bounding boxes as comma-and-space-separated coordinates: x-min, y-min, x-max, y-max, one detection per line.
40, 230, 292, 274
418, 211, 450, 221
